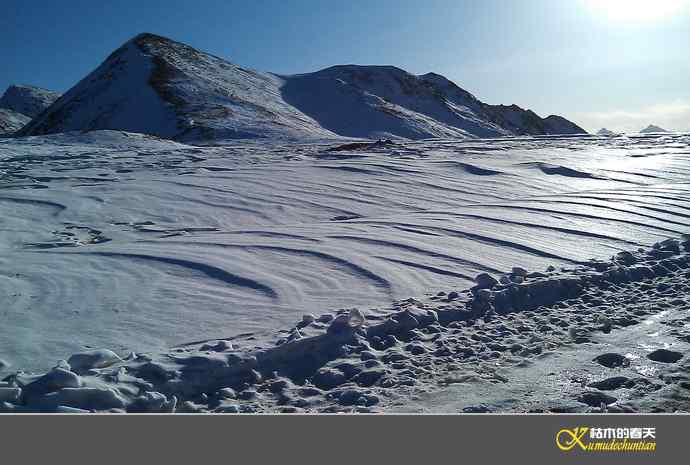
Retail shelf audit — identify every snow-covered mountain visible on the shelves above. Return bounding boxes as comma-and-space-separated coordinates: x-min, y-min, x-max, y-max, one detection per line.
596, 128, 617, 136
19, 33, 586, 141
0, 84, 61, 118
0, 108, 31, 136
19, 34, 334, 141
640, 124, 668, 134
281, 66, 508, 139
482, 106, 586, 136
540, 115, 588, 135
0, 85, 60, 135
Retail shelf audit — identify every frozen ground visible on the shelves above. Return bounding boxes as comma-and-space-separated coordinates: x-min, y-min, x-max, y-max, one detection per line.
0, 131, 689, 381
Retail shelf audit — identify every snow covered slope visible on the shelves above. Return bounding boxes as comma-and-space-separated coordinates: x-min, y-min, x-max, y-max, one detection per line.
281, 66, 509, 139
0, 108, 31, 135
18, 34, 337, 141
0, 84, 61, 118
20, 33, 585, 141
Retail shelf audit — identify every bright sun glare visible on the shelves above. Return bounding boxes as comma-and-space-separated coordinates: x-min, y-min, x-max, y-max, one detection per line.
586, 0, 690, 22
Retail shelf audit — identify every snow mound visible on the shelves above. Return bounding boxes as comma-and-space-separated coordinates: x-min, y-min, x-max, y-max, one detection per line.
520, 162, 604, 179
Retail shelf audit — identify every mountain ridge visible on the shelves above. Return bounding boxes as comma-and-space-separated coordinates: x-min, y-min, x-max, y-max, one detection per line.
19, 33, 587, 141
0, 84, 61, 118
0, 84, 61, 135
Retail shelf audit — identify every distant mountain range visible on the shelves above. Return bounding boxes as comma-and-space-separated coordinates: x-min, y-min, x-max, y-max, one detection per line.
12, 33, 586, 141
0, 85, 60, 135
596, 128, 618, 136
639, 124, 669, 134
596, 126, 676, 136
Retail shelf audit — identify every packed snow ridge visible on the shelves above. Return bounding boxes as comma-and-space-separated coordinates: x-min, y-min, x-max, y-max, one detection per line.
1, 235, 688, 413
17, 33, 586, 142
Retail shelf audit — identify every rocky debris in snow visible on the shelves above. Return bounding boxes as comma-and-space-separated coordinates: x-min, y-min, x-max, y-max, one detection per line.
67, 349, 123, 374
0, 387, 21, 403
18, 367, 83, 403
31, 387, 126, 411
474, 273, 498, 290
128, 391, 177, 413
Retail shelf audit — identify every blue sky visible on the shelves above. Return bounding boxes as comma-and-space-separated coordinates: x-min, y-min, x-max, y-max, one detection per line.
3, 0, 689, 132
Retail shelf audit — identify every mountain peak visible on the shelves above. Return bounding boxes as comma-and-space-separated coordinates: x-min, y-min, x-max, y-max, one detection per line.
131, 32, 170, 43
640, 124, 668, 133
17, 33, 586, 141
597, 128, 617, 136
0, 84, 61, 118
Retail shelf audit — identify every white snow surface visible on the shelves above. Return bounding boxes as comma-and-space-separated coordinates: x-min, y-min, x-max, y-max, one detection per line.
19, 33, 586, 142
0, 130, 689, 372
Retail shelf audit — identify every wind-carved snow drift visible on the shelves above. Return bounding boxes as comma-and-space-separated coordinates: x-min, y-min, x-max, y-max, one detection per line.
19, 33, 586, 141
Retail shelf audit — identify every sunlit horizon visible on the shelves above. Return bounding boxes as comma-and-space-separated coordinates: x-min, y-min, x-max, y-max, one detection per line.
585, 0, 690, 23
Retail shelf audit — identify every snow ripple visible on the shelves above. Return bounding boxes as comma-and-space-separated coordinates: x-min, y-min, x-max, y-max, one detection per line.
1, 131, 690, 371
